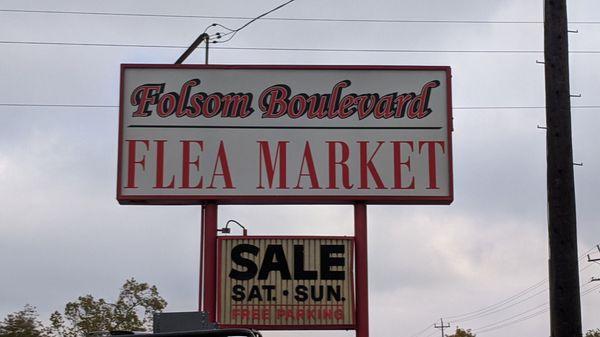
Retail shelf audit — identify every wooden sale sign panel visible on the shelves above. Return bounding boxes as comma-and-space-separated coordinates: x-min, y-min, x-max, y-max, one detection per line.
117, 65, 453, 204
217, 237, 354, 329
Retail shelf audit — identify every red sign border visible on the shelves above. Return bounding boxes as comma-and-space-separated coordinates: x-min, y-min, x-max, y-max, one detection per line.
117, 64, 454, 205
216, 235, 356, 330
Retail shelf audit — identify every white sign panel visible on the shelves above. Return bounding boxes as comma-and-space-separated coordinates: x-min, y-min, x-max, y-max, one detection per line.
117, 65, 453, 204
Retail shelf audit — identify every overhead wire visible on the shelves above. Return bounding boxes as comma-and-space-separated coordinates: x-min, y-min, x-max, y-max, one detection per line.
409, 323, 435, 337
2, 103, 600, 111
433, 245, 600, 332
466, 278, 600, 334
4, 40, 600, 54
2, 8, 600, 25
203, 0, 295, 45
474, 283, 600, 334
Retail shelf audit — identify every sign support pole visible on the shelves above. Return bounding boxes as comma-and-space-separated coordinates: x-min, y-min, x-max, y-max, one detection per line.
201, 203, 219, 322
354, 203, 369, 337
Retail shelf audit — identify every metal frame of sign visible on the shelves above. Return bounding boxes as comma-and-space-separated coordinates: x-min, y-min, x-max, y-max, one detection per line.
216, 235, 356, 330
117, 64, 453, 205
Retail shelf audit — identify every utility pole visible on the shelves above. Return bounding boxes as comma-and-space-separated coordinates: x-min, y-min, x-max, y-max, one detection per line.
589, 245, 600, 282
434, 318, 450, 337
544, 1, 583, 337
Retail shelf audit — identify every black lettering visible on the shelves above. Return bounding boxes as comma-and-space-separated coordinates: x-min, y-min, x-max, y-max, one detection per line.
327, 285, 342, 301
247, 285, 264, 301
229, 244, 259, 280
294, 285, 308, 302
258, 244, 292, 280
232, 285, 245, 301
294, 245, 318, 280
263, 285, 276, 301
320, 244, 345, 280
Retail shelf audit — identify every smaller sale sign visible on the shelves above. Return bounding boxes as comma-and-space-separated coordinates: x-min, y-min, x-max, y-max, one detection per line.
217, 237, 354, 329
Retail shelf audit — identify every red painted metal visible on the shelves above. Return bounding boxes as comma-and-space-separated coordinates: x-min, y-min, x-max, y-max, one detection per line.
354, 203, 369, 337
202, 203, 218, 322
198, 205, 205, 311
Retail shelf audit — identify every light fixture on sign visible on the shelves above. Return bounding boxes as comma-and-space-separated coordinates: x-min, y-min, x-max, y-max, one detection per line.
218, 219, 248, 236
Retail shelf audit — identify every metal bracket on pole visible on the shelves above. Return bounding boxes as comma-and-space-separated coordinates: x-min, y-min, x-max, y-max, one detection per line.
176, 33, 210, 65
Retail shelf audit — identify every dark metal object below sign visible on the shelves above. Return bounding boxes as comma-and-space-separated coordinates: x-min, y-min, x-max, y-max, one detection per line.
153, 312, 218, 333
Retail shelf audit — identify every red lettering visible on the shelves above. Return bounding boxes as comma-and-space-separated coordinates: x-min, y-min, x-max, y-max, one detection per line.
125, 140, 149, 188
202, 94, 222, 117
288, 95, 307, 118
392, 141, 415, 189
359, 141, 386, 189
208, 141, 234, 189
259, 85, 290, 118
373, 94, 394, 119
338, 95, 356, 118
394, 93, 414, 118
157, 93, 177, 117
180, 140, 204, 188
176, 79, 200, 117
419, 140, 445, 189
221, 94, 254, 118
408, 80, 440, 119
327, 141, 353, 189
257, 141, 289, 189
355, 94, 378, 120
130, 84, 163, 117
153, 140, 175, 189
328, 80, 350, 118
294, 141, 321, 189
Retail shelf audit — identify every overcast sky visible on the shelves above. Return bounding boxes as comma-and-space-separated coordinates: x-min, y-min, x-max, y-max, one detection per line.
1, 1, 600, 337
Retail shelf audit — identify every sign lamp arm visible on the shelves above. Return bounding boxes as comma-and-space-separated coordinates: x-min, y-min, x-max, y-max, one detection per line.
218, 219, 248, 236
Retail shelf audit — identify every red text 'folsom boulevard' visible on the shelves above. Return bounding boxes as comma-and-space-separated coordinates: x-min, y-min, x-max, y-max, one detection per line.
130, 79, 441, 120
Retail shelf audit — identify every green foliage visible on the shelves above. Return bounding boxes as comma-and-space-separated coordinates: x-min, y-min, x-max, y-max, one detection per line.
0, 304, 49, 337
446, 327, 476, 337
586, 329, 600, 337
48, 278, 167, 336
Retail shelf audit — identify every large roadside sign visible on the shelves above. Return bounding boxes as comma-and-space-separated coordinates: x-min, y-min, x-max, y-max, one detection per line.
217, 236, 354, 329
117, 65, 453, 204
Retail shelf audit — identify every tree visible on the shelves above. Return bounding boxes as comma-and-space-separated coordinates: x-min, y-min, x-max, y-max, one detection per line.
446, 327, 476, 337
0, 304, 49, 337
49, 278, 167, 336
586, 329, 600, 337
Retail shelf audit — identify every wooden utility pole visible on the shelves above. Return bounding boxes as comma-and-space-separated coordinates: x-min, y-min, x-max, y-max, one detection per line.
434, 318, 450, 337
544, 1, 583, 337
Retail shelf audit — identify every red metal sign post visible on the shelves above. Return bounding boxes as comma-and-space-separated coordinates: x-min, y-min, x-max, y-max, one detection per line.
201, 203, 219, 322
354, 203, 369, 337
201, 204, 370, 336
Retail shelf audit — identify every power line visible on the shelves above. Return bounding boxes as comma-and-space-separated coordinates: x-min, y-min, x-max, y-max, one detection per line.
475, 308, 549, 334
452, 264, 598, 324
451, 288, 548, 323
4, 40, 600, 54
475, 283, 600, 334
440, 245, 599, 325
409, 323, 435, 337
445, 280, 547, 320
2, 9, 600, 25
1, 103, 600, 110
204, 0, 296, 45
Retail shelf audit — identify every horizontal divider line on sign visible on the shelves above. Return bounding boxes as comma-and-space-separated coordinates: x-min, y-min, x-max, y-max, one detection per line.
128, 125, 443, 130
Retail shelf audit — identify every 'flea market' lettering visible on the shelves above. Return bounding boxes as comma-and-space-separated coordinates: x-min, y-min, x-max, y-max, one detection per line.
129, 79, 440, 120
